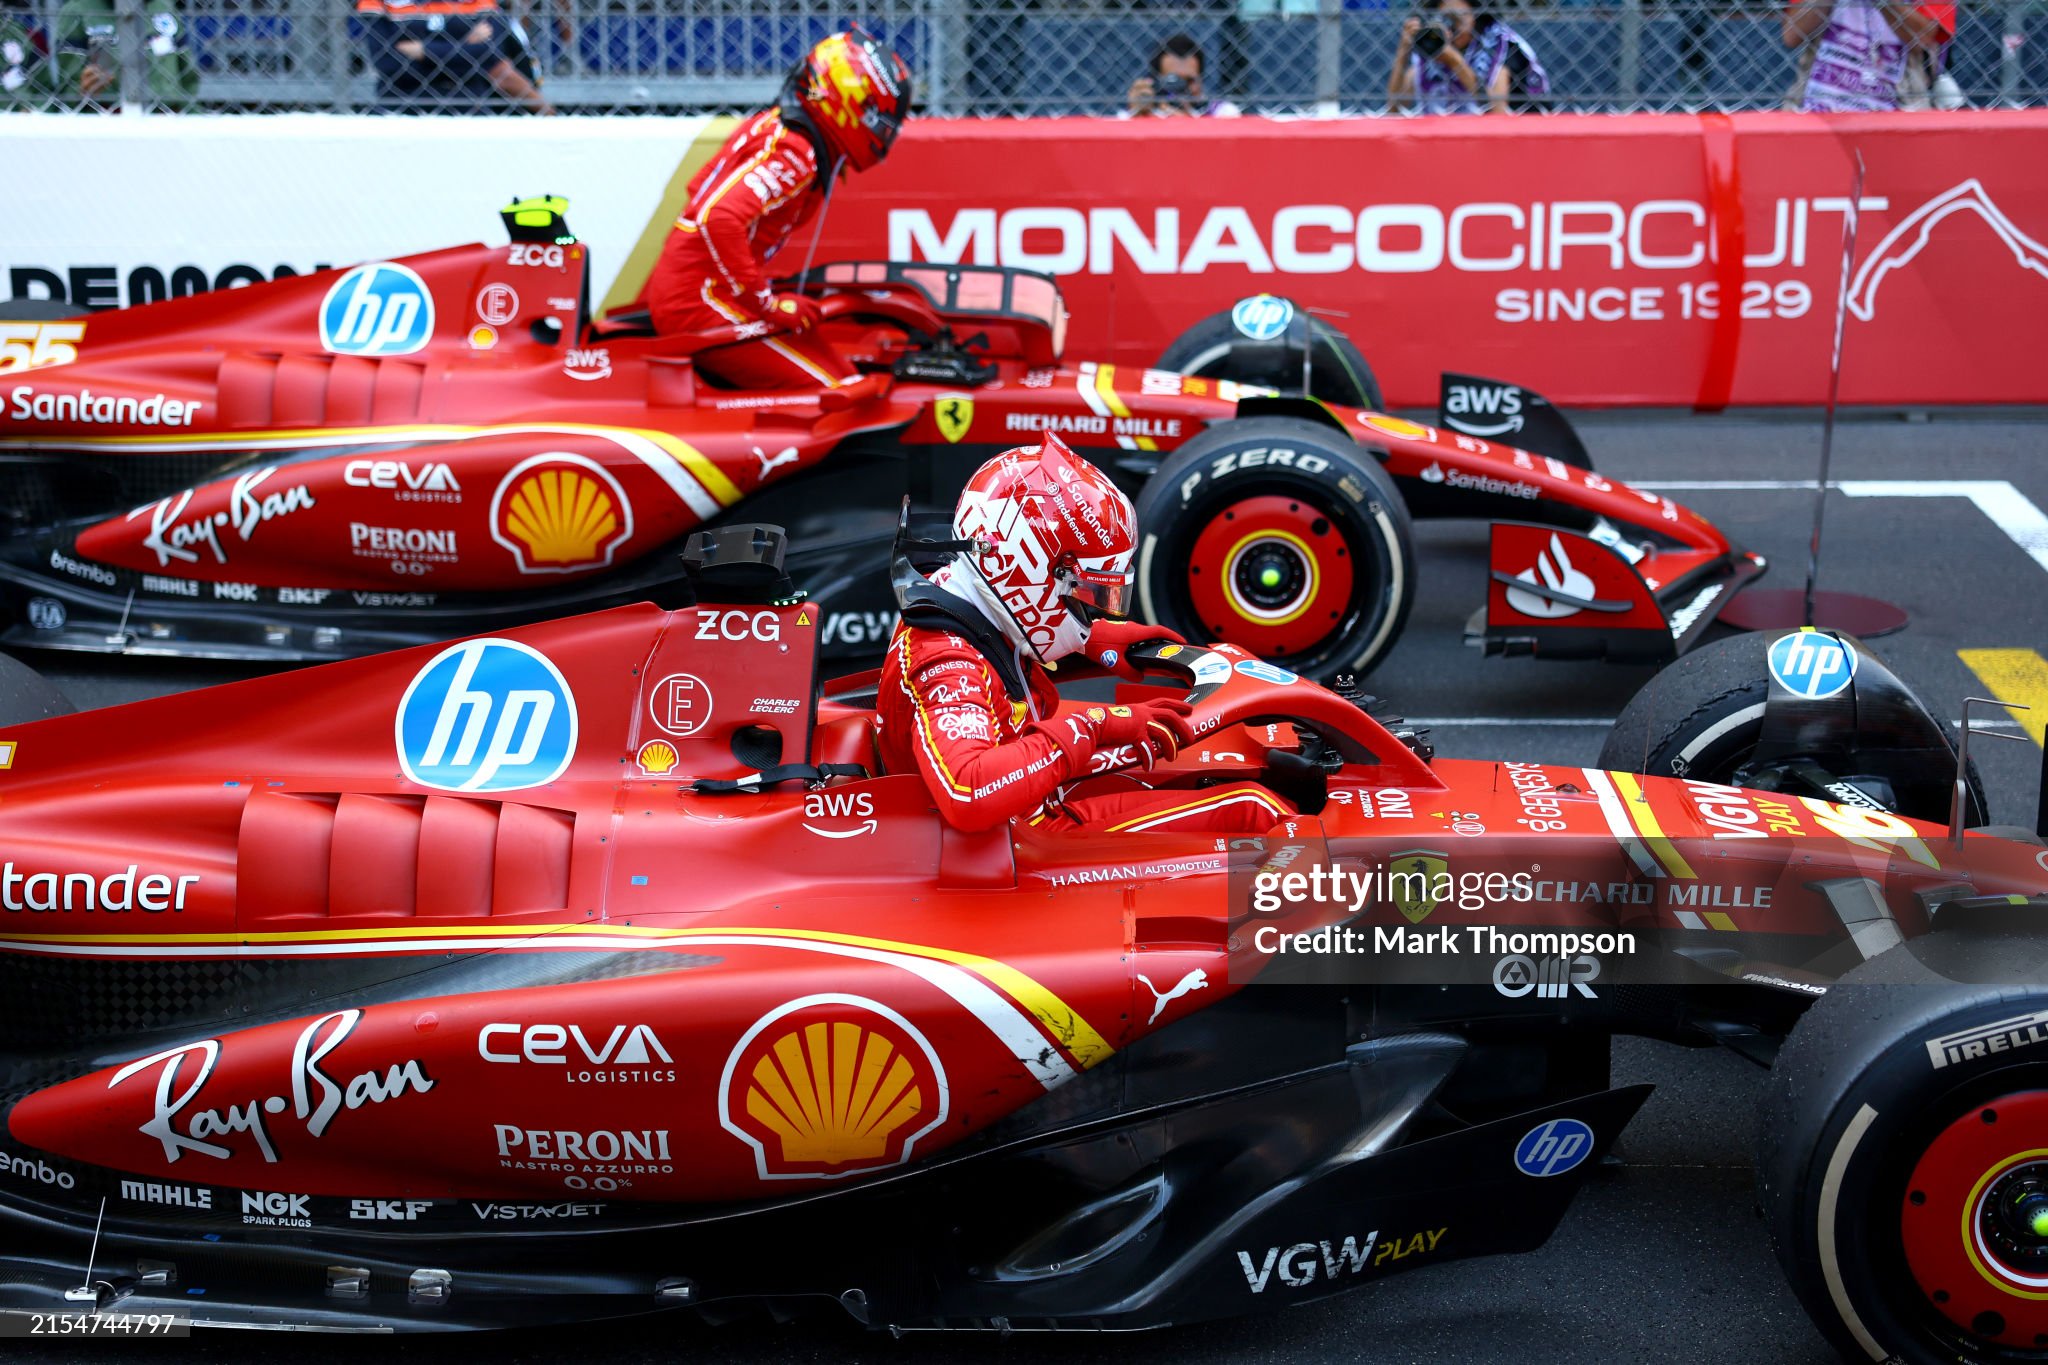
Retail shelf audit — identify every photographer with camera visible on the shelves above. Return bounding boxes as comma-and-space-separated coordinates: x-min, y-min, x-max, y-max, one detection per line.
1127, 32, 1238, 118
1388, 0, 1547, 115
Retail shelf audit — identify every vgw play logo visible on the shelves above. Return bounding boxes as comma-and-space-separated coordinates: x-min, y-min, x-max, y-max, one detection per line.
396, 639, 577, 792
320, 262, 435, 358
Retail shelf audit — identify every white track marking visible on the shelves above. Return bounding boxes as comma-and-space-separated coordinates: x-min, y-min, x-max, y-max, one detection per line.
1635, 479, 2048, 578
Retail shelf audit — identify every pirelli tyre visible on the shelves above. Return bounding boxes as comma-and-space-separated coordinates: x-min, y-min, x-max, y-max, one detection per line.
1597, 632, 1984, 826
1155, 299, 1385, 412
1758, 936, 2048, 1364
1135, 417, 1414, 683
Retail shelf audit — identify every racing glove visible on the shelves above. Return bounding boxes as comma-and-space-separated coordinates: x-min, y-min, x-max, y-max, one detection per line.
1086, 699, 1197, 770
1083, 619, 1187, 681
768, 292, 823, 332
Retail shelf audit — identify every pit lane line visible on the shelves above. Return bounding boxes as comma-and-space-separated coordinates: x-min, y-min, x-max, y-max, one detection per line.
1635, 478, 2048, 576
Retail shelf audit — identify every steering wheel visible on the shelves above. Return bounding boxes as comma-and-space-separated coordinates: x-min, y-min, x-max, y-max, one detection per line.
1125, 640, 1437, 793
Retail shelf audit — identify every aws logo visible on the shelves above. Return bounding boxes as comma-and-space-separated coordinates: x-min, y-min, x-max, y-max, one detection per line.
719, 995, 948, 1182
1850, 179, 2048, 321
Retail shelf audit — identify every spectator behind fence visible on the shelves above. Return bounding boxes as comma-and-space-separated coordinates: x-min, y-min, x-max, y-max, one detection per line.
1, 1, 54, 107
1127, 32, 1239, 117
1782, 0, 1953, 111
356, 0, 554, 114
54, 0, 198, 109
1388, 0, 1548, 115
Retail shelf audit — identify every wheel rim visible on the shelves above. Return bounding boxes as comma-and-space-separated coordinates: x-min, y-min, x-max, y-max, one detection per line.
1902, 1090, 2048, 1350
1185, 494, 1356, 661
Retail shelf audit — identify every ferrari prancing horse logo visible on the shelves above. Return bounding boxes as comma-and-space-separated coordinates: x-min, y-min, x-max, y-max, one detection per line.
935, 396, 973, 444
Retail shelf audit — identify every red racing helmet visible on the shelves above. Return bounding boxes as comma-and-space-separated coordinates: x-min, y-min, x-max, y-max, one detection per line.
952, 434, 1138, 662
785, 26, 913, 173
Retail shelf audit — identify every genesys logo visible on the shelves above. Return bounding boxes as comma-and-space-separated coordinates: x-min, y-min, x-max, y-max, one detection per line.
891, 179, 2048, 324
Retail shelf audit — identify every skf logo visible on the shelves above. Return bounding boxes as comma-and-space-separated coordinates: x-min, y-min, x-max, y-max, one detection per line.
720, 995, 946, 1181
490, 452, 632, 574
935, 395, 974, 444
350, 1199, 433, 1221
0, 319, 85, 374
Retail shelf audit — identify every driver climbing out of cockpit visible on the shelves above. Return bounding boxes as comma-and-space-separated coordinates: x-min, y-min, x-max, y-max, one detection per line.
877, 434, 1296, 835
643, 26, 910, 390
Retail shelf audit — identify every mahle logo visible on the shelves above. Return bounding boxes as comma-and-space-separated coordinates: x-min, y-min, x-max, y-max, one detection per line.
395, 639, 577, 792
319, 263, 434, 357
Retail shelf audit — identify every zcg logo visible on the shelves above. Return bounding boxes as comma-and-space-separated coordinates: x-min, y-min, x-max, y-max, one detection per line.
396, 639, 577, 792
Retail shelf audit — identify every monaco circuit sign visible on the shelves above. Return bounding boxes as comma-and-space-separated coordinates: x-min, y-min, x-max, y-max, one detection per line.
823, 110, 2048, 409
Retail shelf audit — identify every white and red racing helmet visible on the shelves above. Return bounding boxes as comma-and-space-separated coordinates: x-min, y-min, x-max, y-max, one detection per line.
951, 434, 1138, 662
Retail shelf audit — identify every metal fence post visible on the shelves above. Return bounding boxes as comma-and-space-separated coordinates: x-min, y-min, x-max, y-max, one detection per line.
923, 0, 952, 118
1618, 0, 1642, 111
113, 0, 148, 112
2002, 0, 2023, 107
328, 0, 353, 111
1315, 0, 1342, 109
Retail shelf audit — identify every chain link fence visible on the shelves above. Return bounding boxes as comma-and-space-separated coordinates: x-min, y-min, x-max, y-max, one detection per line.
2, 0, 2044, 114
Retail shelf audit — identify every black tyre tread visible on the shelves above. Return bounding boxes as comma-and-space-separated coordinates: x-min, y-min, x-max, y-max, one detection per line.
1155, 309, 1384, 412
1757, 942, 2048, 1363
1596, 634, 1769, 777
1134, 416, 1415, 680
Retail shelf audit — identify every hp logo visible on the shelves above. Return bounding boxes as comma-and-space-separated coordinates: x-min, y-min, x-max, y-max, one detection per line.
320, 263, 435, 357
1230, 294, 1294, 342
1767, 631, 1857, 700
396, 639, 577, 792
1514, 1117, 1595, 1178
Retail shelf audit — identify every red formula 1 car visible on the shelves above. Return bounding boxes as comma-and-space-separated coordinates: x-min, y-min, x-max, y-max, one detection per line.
0, 200, 1761, 678
0, 527, 2039, 1361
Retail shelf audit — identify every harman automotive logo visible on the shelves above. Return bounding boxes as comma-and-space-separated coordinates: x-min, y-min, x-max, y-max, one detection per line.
396, 638, 577, 792
1767, 631, 1856, 701
319, 262, 434, 358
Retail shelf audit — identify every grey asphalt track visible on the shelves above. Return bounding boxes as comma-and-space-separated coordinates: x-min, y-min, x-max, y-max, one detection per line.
13, 409, 2048, 1364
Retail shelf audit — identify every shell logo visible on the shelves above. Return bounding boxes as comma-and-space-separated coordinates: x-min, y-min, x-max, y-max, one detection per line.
635, 739, 678, 776
719, 994, 948, 1181
489, 452, 634, 574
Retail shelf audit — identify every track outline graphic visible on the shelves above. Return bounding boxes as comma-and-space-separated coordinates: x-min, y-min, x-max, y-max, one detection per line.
1847, 179, 2048, 322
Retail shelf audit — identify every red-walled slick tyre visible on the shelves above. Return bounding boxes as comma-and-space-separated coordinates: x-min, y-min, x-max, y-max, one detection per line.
1758, 935, 2048, 1364
1134, 417, 1414, 683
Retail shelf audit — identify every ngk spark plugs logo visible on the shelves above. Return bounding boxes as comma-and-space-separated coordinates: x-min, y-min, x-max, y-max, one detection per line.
889, 178, 2047, 328
719, 995, 948, 1182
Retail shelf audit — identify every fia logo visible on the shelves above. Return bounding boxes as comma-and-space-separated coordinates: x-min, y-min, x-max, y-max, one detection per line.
396, 639, 577, 792
320, 263, 434, 357
1513, 1117, 1594, 1178
1767, 631, 1856, 700
1230, 293, 1294, 342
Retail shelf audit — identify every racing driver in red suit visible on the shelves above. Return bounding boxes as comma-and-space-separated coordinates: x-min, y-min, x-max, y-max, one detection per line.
643, 26, 910, 389
878, 435, 1295, 835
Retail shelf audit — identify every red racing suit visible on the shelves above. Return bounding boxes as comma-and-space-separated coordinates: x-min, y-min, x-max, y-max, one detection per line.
876, 623, 1291, 835
644, 108, 855, 390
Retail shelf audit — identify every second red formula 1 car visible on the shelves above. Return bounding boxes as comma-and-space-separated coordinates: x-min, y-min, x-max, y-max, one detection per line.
0, 199, 1761, 678
0, 526, 2038, 1361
